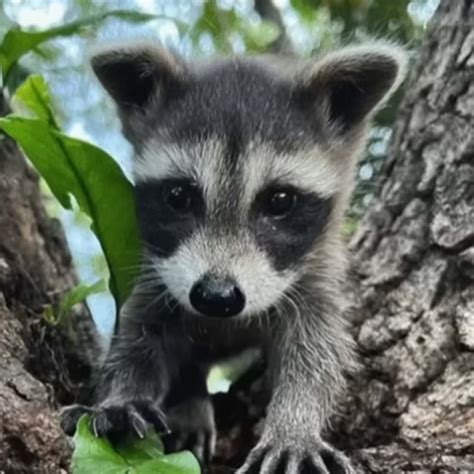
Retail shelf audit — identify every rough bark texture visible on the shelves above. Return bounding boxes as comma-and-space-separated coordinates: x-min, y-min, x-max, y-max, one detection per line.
212, 1, 474, 472
338, 0, 474, 470
0, 94, 96, 473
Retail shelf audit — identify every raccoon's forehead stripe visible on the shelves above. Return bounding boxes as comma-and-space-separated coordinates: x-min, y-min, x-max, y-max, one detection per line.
135, 139, 341, 199
134, 141, 195, 182
134, 138, 226, 189
242, 142, 341, 201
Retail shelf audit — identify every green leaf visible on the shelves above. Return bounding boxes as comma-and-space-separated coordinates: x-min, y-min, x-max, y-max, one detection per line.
72, 416, 129, 474
71, 416, 200, 474
43, 305, 57, 325
145, 452, 201, 474
60, 279, 107, 315
13, 74, 57, 125
116, 430, 165, 466
189, 0, 237, 53
242, 20, 280, 52
0, 114, 140, 309
42, 279, 106, 326
290, 0, 320, 24
0, 10, 161, 79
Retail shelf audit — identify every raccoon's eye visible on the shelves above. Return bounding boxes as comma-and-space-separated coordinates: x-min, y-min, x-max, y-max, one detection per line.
264, 190, 297, 218
166, 184, 193, 212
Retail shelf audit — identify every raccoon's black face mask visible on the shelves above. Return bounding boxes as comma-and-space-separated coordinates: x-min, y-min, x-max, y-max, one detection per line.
91, 42, 404, 318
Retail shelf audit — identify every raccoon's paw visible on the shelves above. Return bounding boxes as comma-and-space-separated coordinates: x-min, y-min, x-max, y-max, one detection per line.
162, 397, 216, 465
60, 401, 169, 441
237, 438, 354, 474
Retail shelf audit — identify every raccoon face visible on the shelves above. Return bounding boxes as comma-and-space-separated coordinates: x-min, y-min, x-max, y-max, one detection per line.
91, 42, 405, 319
132, 139, 334, 318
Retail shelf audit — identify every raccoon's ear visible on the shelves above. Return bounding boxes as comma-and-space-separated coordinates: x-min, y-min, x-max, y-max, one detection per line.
301, 43, 407, 132
90, 42, 185, 110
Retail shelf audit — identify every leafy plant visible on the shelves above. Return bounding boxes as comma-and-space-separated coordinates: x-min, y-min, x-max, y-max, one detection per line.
0, 75, 141, 314
73, 416, 200, 474
189, 0, 279, 53
0, 10, 159, 81
43, 279, 107, 326
290, 0, 417, 43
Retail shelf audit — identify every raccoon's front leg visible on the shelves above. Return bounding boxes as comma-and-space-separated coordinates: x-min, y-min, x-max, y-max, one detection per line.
239, 301, 356, 474
162, 364, 216, 464
61, 321, 177, 441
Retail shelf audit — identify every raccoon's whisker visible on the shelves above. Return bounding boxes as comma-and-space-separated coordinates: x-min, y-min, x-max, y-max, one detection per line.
133, 287, 160, 297
133, 278, 162, 292
142, 245, 174, 263
121, 256, 155, 270
142, 242, 164, 254
273, 301, 286, 325
136, 274, 159, 283
134, 273, 162, 285
143, 288, 171, 312
166, 297, 181, 315
271, 296, 285, 325
136, 259, 160, 270
280, 292, 301, 324
135, 266, 162, 278
133, 286, 162, 297
287, 286, 312, 317
132, 270, 158, 281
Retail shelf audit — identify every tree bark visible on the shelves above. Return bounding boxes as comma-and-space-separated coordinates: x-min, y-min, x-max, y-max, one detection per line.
0, 93, 96, 473
212, 0, 474, 472
329, 0, 474, 470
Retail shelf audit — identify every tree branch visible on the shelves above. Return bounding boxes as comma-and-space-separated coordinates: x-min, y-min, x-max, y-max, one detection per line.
254, 0, 292, 53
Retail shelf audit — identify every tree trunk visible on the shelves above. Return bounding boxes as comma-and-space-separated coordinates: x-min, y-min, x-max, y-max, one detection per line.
212, 1, 474, 472
332, 0, 474, 471
0, 93, 96, 473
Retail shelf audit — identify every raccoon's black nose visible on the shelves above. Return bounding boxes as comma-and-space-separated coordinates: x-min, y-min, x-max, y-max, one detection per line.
190, 275, 245, 318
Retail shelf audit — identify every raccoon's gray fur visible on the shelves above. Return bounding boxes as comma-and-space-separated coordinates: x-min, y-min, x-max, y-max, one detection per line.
61, 40, 407, 473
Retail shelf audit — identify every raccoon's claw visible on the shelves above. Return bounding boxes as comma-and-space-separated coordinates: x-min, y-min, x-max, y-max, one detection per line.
237, 439, 354, 474
90, 401, 169, 440
60, 401, 169, 441
60, 404, 94, 436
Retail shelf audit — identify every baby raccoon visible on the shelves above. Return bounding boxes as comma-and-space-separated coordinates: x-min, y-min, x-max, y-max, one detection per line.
61, 41, 406, 473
